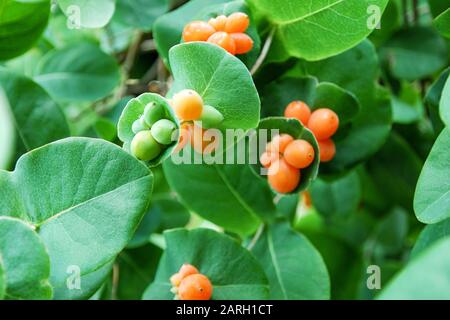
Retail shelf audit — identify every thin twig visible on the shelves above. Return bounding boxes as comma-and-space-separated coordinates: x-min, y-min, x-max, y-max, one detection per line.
250, 27, 276, 76
111, 263, 119, 300
123, 31, 144, 74
246, 224, 265, 250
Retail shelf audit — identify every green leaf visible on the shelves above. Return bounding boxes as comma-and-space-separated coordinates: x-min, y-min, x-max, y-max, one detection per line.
391, 81, 424, 124
414, 128, 450, 224
434, 8, 450, 38
0, 68, 70, 155
247, 0, 388, 61
425, 68, 449, 133
169, 42, 260, 130
58, 0, 116, 28
113, 0, 169, 31
0, 137, 153, 299
252, 117, 320, 194
118, 93, 179, 167
251, 222, 330, 299
411, 218, 450, 259
380, 27, 449, 80
163, 158, 275, 236
143, 228, 269, 300
440, 75, 450, 126
34, 42, 121, 102
0, 89, 15, 170
378, 237, 450, 299
310, 171, 361, 219
0, 0, 50, 60
0, 217, 52, 300
0, 257, 5, 299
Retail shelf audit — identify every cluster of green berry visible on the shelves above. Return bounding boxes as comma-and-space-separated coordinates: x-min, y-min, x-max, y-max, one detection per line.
130, 102, 177, 161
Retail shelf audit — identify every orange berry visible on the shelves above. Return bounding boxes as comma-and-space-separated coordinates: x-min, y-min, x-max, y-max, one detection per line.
318, 139, 336, 162
172, 89, 203, 121
284, 139, 315, 169
266, 134, 294, 154
207, 32, 236, 55
178, 274, 213, 300
230, 33, 253, 54
303, 191, 312, 208
259, 151, 279, 168
284, 101, 311, 125
182, 21, 216, 42
170, 273, 183, 287
189, 125, 218, 154
307, 108, 339, 140
268, 158, 301, 194
225, 12, 249, 33
170, 264, 199, 287
174, 123, 192, 153
208, 15, 227, 31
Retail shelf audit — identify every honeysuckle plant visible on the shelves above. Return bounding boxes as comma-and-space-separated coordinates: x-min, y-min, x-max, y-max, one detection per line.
0, 0, 449, 301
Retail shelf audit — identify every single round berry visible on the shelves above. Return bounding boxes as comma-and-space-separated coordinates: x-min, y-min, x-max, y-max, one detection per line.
259, 151, 279, 169
143, 102, 165, 127
266, 134, 294, 154
182, 21, 216, 42
307, 108, 339, 140
284, 139, 315, 169
318, 139, 336, 162
174, 123, 192, 153
268, 158, 301, 194
172, 89, 204, 121
284, 101, 311, 125
178, 274, 213, 300
208, 15, 227, 31
230, 33, 253, 54
190, 125, 218, 154
170, 273, 182, 287
132, 119, 146, 134
225, 12, 249, 33
151, 119, 176, 145
198, 105, 224, 128
130, 130, 162, 161
207, 32, 236, 55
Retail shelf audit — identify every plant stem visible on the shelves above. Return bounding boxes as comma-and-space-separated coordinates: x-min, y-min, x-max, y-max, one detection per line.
246, 224, 265, 250
111, 263, 119, 300
412, 0, 419, 24
250, 27, 276, 76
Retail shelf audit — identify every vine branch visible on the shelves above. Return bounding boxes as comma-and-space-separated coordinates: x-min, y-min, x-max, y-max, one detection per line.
250, 27, 276, 76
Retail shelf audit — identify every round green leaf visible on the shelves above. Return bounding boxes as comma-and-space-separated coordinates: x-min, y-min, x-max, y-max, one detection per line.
391, 81, 424, 124
434, 8, 450, 38
118, 93, 179, 167
113, 0, 170, 31
411, 218, 450, 259
0, 0, 50, 60
0, 88, 15, 170
247, 0, 388, 61
251, 117, 320, 194
58, 0, 116, 29
251, 222, 330, 299
439, 75, 450, 126
426, 68, 449, 133
0, 137, 153, 299
378, 237, 450, 299
0, 68, 70, 155
0, 217, 52, 300
143, 228, 269, 300
414, 128, 450, 224
34, 42, 121, 102
380, 27, 449, 81
168, 42, 260, 130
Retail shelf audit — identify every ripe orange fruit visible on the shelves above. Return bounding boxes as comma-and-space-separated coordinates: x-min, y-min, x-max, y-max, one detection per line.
178, 274, 213, 300
170, 264, 199, 287
318, 139, 336, 162
208, 15, 227, 31
182, 21, 216, 42
284, 139, 315, 169
307, 108, 339, 140
174, 123, 192, 153
266, 134, 294, 154
284, 101, 311, 125
172, 89, 203, 121
230, 33, 253, 54
189, 125, 218, 154
207, 31, 236, 55
268, 158, 301, 194
259, 151, 279, 168
225, 12, 249, 33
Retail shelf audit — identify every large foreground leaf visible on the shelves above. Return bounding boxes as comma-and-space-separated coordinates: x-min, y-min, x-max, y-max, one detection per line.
0, 217, 52, 300
248, 0, 388, 60
0, 89, 15, 169
0, 137, 153, 299
434, 8, 450, 38
143, 228, 269, 299
251, 222, 330, 299
440, 75, 450, 126
58, 0, 116, 28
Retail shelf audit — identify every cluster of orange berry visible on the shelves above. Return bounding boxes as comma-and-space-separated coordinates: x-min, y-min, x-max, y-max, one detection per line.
284, 101, 339, 162
170, 89, 223, 154
260, 134, 315, 193
182, 12, 254, 55
170, 264, 213, 300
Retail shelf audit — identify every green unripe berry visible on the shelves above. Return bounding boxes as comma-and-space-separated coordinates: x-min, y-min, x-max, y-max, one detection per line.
132, 119, 147, 134
198, 105, 224, 128
143, 102, 165, 127
151, 119, 177, 145
130, 130, 162, 161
